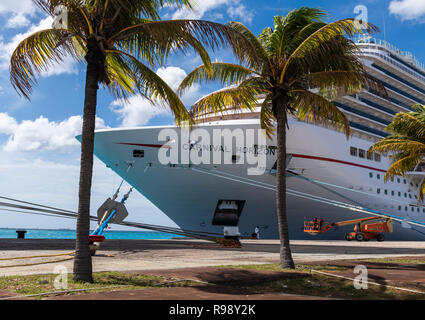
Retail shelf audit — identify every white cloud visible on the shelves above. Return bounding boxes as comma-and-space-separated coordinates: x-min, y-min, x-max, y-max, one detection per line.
0, 16, 78, 76
171, 0, 254, 23
0, 115, 175, 230
0, 113, 107, 152
5, 14, 31, 29
111, 66, 202, 127
227, 4, 254, 24
0, 0, 36, 16
0, 113, 17, 134
0, 154, 176, 230
389, 0, 425, 21
172, 0, 229, 20
111, 96, 173, 127
156, 66, 188, 90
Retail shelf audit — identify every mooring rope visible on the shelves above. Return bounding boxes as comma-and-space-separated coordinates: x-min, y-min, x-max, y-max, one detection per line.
0, 198, 222, 242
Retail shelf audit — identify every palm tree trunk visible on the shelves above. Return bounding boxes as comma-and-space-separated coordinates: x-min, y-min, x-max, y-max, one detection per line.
275, 98, 295, 269
73, 39, 102, 283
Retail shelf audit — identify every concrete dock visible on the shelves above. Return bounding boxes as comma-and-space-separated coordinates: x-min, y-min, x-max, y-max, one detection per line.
1, 239, 425, 276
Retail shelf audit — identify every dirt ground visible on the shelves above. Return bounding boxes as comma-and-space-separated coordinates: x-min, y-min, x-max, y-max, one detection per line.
2, 239, 425, 300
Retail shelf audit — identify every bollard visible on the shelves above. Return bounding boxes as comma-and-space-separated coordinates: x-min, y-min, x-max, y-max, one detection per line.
16, 230, 27, 239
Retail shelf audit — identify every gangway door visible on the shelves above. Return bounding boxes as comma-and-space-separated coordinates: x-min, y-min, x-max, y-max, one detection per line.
212, 200, 245, 226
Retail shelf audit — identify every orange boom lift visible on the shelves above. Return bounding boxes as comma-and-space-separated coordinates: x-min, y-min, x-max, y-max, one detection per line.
304, 216, 393, 242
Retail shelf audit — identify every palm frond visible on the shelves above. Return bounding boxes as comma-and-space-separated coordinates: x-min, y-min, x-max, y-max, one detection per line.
104, 52, 138, 100
384, 154, 420, 182
280, 18, 378, 83
385, 110, 425, 141
107, 49, 192, 125
299, 70, 387, 100
10, 28, 78, 99
369, 136, 425, 156
189, 85, 260, 118
277, 7, 327, 59
178, 62, 258, 95
260, 94, 275, 139
291, 89, 350, 137
418, 178, 425, 202
110, 19, 258, 67
227, 21, 270, 73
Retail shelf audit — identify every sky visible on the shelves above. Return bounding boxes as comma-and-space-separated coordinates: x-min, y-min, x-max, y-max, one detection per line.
0, 0, 424, 230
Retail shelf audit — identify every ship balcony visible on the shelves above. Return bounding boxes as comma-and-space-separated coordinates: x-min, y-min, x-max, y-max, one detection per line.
365, 65, 425, 104
359, 90, 413, 113
360, 51, 425, 89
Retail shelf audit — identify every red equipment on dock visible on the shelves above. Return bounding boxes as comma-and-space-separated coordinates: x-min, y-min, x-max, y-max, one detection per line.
304, 216, 393, 241
89, 235, 106, 244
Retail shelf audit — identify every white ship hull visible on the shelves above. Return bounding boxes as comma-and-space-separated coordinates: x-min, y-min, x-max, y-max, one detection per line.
92, 118, 425, 240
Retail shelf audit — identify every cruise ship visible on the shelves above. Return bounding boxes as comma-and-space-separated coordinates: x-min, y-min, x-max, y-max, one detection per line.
91, 38, 425, 240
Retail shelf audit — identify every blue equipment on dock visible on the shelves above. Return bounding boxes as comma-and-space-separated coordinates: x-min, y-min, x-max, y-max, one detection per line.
89, 186, 133, 255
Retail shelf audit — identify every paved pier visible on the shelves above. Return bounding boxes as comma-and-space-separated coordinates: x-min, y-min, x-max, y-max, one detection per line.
1, 239, 425, 276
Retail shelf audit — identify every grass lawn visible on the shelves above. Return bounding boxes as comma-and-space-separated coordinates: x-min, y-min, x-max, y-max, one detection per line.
0, 272, 197, 299
219, 262, 425, 300
356, 256, 425, 265
3, 257, 425, 300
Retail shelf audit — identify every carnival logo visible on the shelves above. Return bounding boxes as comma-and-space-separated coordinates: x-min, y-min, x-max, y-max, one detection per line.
157, 128, 272, 175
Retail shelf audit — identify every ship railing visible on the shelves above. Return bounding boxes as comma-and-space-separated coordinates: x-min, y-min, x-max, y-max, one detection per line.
356, 37, 425, 72
360, 50, 425, 83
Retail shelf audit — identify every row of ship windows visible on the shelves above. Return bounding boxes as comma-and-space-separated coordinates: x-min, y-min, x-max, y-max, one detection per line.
350, 146, 381, 162
370, 172, 422, 189
376, 188, 416, 199
369, 172, 413, 185
370, 172, 423, 213
399, 206, 424, 213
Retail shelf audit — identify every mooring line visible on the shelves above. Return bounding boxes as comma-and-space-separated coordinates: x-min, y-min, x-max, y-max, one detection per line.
0, 256, 74, 269
311, 269, 425, 295
0, 252, 75, 261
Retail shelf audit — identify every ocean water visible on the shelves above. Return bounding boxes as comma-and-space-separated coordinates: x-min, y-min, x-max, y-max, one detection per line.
0, 228, 185, 240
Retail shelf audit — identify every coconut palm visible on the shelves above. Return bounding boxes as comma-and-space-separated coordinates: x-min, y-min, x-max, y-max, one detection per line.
178, 7, 385, 268
10, 0, 255, 282
370, 104, 425, 201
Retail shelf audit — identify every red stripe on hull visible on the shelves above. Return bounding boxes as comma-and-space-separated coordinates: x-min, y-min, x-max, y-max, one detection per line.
291, 153, 387, 173
116, 143, 171, 149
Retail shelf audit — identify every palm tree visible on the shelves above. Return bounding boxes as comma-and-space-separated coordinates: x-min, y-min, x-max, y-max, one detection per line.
370, 104, 425, 201
10, 0, 255, 282
179, 7, 385, 269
